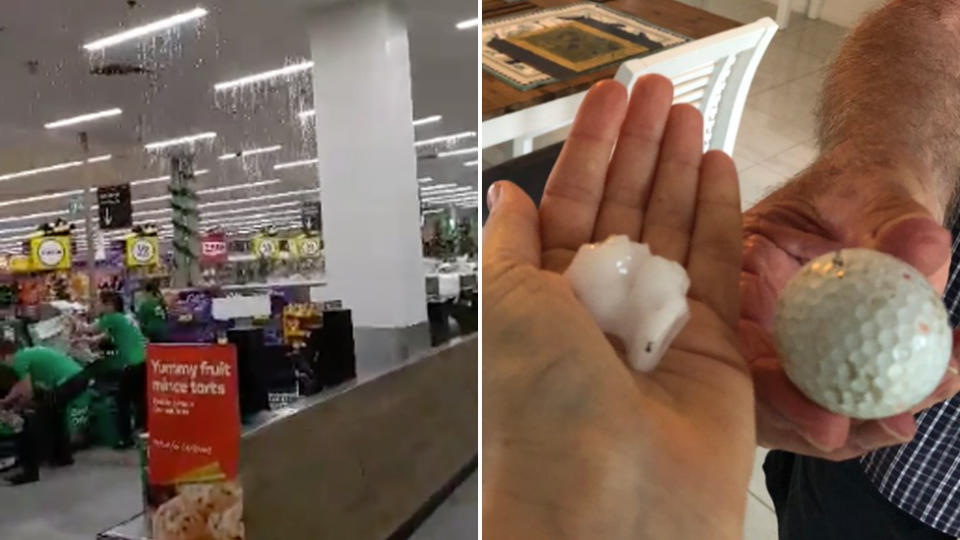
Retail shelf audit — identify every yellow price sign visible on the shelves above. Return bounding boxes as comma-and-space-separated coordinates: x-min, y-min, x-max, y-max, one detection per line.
30, 236, 71, 270
125, 236, 159, 267
253, 236, 280, 260
296, 236, 321, 258
9, 255, 30, 274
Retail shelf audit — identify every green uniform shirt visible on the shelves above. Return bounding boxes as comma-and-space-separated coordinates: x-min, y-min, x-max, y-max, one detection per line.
97, 312, 146, 368
137, 296, 167, 342
11, 346, 82, 391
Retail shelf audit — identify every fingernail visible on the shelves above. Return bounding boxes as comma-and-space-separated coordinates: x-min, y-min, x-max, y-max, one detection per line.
801, 432, 838, 453
949, 366, 959, 376
879, 421, 914, 442
487, 182, 503, 210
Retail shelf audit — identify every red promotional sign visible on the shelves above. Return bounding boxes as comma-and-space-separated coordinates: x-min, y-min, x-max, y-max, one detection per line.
146, 344, 244, 540
201, 233, 228, 265
147, 343, 239, 483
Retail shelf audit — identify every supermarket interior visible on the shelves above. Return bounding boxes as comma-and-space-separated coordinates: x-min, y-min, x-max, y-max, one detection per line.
0, 1, 478, 539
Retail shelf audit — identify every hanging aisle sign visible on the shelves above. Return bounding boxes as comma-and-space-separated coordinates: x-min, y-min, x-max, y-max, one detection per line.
125, 236, 159, 267
30, 236, 71, 270
252, 235, 280, 260
295, 235, 322, 258
97, 184, 133, 230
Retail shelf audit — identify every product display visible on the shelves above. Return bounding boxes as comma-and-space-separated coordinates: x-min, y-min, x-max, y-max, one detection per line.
564, 235, 690, 372
774, 249, 952, 419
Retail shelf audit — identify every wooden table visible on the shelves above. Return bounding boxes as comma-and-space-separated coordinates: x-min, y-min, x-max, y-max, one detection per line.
482, 0, 739, 120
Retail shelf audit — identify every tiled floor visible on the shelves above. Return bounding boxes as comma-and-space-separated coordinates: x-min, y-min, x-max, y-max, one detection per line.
0, 446, 477, 540
482, 1, 850, 538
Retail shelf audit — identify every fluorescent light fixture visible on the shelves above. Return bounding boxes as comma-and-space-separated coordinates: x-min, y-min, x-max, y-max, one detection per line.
197, 179, 280, 195
199, 188, 320, 209
134, 208, 172, 218
86, 154, 112, 163
214, 61, 314, 91
297, 110, 316, 120
456, 18, 479, 30
144, 132, 216, 151
203, 209, 300, 226
202, 200, 305, 218
420, 183, 457, 192
218, 145, 282, 160
45, 108, 122, 129
414, 131, 477, 149
0, 189, 84, 210
83, 7, 209, 51
422, 187, 474, 197
132, 194, 170, 206
0, 160, 84, 183
422, 209, 445, 215
463, 160, 478, 167
130, 168, 209, 187
437, 147, 478, 158
417, 177, 433, 184
274, 158, 318, 170
413, 115, 442, 127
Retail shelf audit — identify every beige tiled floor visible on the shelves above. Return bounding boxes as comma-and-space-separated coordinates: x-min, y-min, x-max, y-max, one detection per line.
482, 1, 850, 538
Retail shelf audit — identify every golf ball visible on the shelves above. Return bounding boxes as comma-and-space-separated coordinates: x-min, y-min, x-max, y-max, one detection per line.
774, 248, 951, 419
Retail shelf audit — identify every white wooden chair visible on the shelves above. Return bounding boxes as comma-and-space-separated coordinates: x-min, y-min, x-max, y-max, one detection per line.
482, 17, 779, 158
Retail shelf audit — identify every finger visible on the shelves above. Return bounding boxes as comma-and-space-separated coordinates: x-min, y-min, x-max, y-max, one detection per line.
540, 81, 628, 255
641, 104, 704, 264
687, 151, 741, 328
751, 355, 850, 451
851, 415, 917, 450
873, 215, 952, 292
593, 74, 674, 242
483, 181, 541, 268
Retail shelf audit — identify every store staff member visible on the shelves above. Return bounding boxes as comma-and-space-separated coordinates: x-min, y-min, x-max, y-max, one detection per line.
137, 281, 167, 343
77, 290, 146, 449
0, 343, 87, 485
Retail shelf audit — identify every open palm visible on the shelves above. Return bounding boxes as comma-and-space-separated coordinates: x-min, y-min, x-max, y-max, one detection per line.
483, 76, 753, 539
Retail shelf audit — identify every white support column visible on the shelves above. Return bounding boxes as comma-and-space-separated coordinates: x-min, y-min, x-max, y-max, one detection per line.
776, 0, 791, 30
308, 0, 429, 373
807, 0, 825, 20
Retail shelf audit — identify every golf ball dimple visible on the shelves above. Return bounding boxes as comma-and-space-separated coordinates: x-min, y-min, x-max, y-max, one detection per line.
774, 248, 951, 419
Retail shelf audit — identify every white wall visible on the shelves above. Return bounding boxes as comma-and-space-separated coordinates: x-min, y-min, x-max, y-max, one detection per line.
765, 0, 884, 27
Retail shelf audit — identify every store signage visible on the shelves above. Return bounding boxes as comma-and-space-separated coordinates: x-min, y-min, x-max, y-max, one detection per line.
301, 202, 322, 231
253, 235, 280, 259
201, 233, 228, 265
29, 236, 71, 270
296, 236, 321, 258
146, 344, 243, 538
97, 184, 132, 230
125, 236, 159, 267
9, 255, 31, 274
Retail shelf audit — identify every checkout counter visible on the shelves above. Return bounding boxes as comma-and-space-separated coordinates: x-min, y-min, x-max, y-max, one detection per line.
98, 334, 477, 539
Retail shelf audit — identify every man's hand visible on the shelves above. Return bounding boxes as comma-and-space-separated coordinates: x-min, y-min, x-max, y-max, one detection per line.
484, 76, 753, 539
741, 149, 960, 460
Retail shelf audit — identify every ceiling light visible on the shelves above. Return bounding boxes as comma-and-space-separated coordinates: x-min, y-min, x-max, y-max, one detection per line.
422, 187, 474, 196
197, 179, 280, 195
133, 194, 170, 206
414, 131, 477, 149
86, 154, 112, 163
437, 147, 478, 158
130, 168, 209, 187
413, 115, 442, 127
0, 160, 85, 183
144, 132, 216, 151
274, 158, 318, 170
417, 177, 433, 184
214, 61, 314, 91
298, 110, 316, 120
456, 18, 479, 30
420, 183, 457, 192
203, 209, 300, 225
199, 188, 320, 209
44, 108, 122, 129
422, 209, 444, 215
83, 7, 208, 50
203, 200, 305, 218
463, 160, 478, 167
0, 189, 84, 210
218, 145, 282, 160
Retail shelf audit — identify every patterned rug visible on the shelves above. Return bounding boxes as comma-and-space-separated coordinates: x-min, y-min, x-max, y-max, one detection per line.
483, 3, 690, 91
